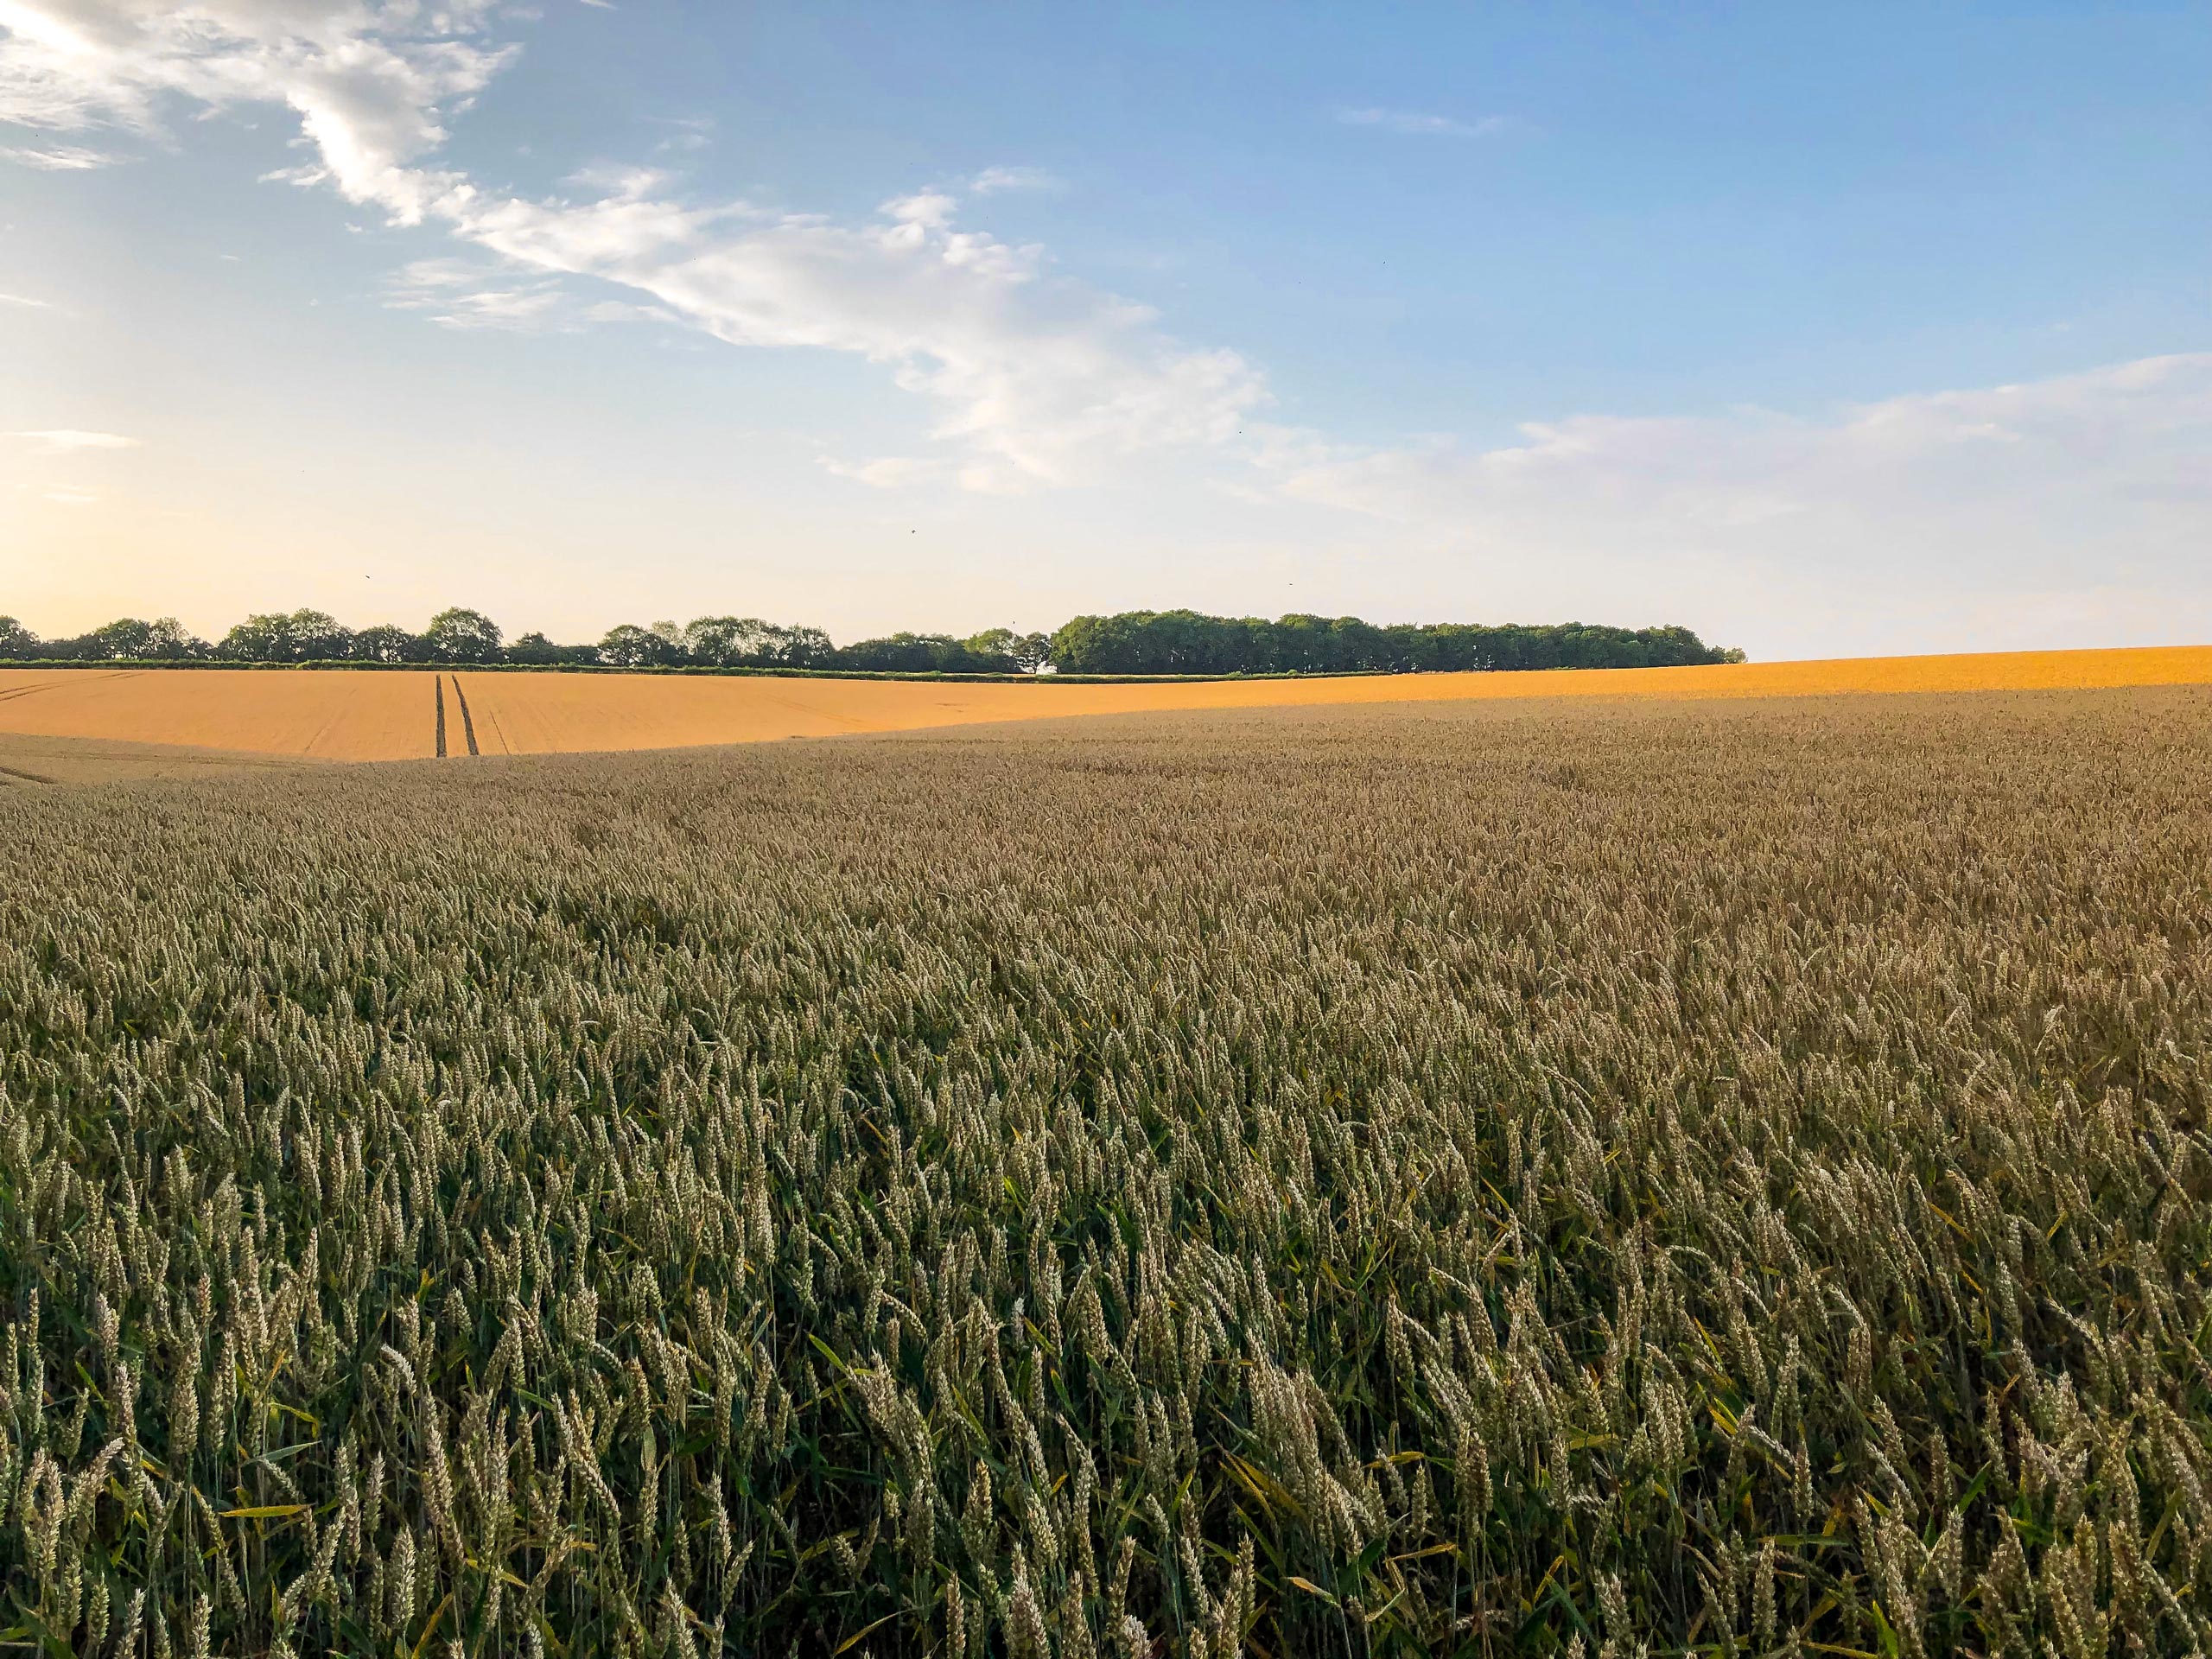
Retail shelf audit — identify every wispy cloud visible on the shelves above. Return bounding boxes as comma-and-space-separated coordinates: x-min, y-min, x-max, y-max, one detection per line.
0, 292, 53, 308
384, 257, 676, 333
650, 114, 713, 154
969, 165, 1063, 194
0, 3, 1262, 490
1, 142, 123, 168
819, 454, 954, 489
1335, 107, 1514, 138
1255, 353, 2212, 654
562, 161, 672, 198
10, 429, 140, 454
383, 258, 571, 332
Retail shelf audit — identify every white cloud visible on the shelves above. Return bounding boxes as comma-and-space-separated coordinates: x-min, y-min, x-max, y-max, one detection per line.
1335, 107, 1514, 138
10, 428, 140, 452
383, 256, 567, 330
0, 290, 53, 306
0, 0, 512, 222
563, 160, 671, 197
442, 185, 1267, 486
969, 164, 1062, 194
0, 1, 1268, 489
818, 454, 955, 489
383, 254, 676, 332
649, 113, 711, 153
0, 141, 121, 167
1257, 353, 2212, 655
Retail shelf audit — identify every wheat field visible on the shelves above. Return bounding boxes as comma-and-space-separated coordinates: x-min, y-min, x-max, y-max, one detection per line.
0, 670, 435, 762
1, 644, 2208, 765
3, 685, 2209, 1656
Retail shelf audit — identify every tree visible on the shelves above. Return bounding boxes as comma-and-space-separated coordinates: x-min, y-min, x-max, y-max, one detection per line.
219, 609, 351, 662
143, 617, 205, 658
82, 618, 156, 659
219, 613, 285, 662
353, 624, 431, 664
683, 616, 813, 668
779, 626, 833, 667
954, 628, 1053, 673
63, 616, 203, 659
287, 610, 353, 660
596, 624, 681, 668
507, 631, 596, 666
837, 632, 1018, 674
422, 607, 503, 663
1047, 613, 1132, 674
0, 617, 35, 658
960, 628, 1022, 673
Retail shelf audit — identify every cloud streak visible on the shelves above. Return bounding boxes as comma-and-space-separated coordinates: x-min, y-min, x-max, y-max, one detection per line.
10, 428, 141, 452
969, 164, 1063, 194
1335, 107, 1513, 138
1, 141, 123, 167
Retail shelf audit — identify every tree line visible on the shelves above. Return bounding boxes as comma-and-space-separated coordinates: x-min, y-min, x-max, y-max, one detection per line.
1048, 610, 1743, 674
0, 607, 1742, 675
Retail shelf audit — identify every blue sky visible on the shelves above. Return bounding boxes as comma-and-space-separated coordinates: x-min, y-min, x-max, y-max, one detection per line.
3, 1, 2207, 658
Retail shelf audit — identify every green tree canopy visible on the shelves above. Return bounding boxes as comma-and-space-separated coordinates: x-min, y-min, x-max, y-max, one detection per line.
219, 609, 352, 662
422, 607, 503, 662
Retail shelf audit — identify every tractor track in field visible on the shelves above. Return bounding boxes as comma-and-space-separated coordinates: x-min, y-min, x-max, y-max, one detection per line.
449, 676, 481, 756
480, 700, 513, 754
0, 764, 57, 785
0, 671, 138, 706
434, 675, 448, 758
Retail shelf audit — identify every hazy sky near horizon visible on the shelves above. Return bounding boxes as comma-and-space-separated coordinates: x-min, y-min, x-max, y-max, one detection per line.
3, 2, 2208, 660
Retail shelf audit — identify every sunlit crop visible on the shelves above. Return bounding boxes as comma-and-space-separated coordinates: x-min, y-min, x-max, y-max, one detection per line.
3, 687, 2209, 1656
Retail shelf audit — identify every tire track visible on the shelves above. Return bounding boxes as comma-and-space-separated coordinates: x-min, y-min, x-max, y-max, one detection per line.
449, 676, 481, 756
0, 763, 57, 785
434, 675, 448, 758
481, 701, 514, 754
0, 670, 137, 705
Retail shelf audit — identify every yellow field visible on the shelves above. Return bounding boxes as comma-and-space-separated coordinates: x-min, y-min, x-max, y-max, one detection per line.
0, 668, 437, 760
1, 645, 2207, 765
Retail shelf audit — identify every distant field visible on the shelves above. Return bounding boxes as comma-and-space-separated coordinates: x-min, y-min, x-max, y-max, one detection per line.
1, 644, 2208, 766
0, 665, 435, 760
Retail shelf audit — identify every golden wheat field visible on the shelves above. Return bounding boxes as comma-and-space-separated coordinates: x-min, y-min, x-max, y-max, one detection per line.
1, 644, 2208, 766
0, 667, 435, 761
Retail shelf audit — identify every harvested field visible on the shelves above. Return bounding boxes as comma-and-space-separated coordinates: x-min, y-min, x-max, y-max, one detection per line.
2, 643, 2208, 764
449, 675, 483, 756
0, 667, 439, 760
3, 685, 2209, 1656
